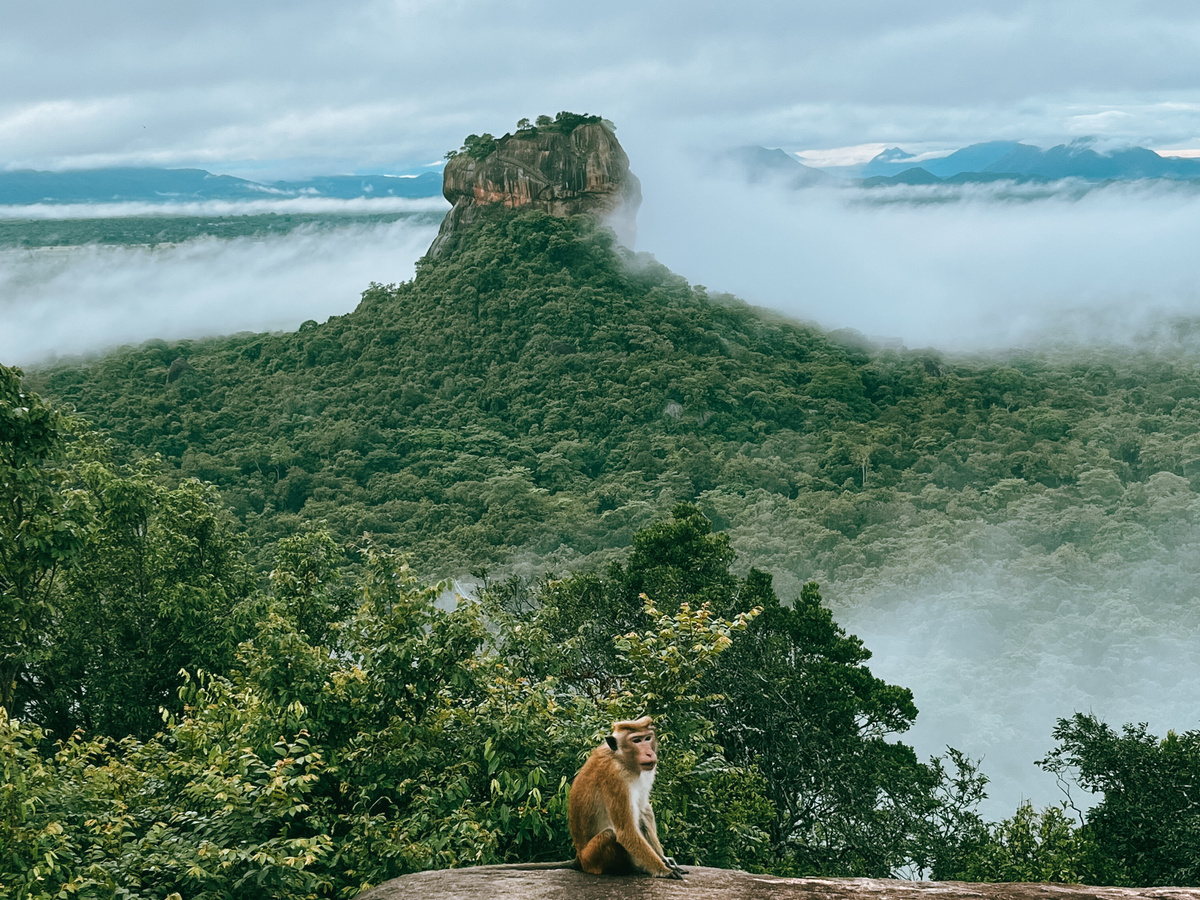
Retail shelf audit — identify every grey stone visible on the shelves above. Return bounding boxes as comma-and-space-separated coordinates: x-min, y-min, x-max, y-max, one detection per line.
355, 866, 1200, 900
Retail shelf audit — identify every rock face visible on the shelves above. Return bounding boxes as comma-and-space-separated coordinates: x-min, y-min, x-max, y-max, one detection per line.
427, 121, 641, 257
354, 867, 1200, 900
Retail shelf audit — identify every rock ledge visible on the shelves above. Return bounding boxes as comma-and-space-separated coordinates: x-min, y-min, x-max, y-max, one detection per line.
355, 866, 1200, 900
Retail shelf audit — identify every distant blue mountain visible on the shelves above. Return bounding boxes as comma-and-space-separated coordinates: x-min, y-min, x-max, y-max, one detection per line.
982, 142, 1200, 180
860, 147, 916, 175
861, 140, 1200, 186
0, 167, 444, 205
862, 142, 1023, 179
862, 167, 943, 186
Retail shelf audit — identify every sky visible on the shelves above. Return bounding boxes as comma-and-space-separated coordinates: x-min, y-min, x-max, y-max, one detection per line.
6, 1, 1200, 179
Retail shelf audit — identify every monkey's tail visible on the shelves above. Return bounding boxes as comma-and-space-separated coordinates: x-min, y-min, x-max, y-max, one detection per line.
480, 859, 581, 871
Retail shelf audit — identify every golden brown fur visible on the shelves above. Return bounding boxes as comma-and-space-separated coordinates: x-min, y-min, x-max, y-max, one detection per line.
567, 716, 683, 879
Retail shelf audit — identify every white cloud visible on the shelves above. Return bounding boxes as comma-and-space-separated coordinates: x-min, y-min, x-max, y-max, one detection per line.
4, 1, 1200, 175
795, 144, 890, 167
0, 216, 441, 364
0, 196, 448, 220
635, 146, 1200, 351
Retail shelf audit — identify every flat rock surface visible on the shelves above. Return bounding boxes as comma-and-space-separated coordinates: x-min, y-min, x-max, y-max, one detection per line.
355, 866, 1200, 900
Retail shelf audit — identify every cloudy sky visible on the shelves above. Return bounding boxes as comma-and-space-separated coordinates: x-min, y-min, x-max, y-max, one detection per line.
6, 0, 1200, 179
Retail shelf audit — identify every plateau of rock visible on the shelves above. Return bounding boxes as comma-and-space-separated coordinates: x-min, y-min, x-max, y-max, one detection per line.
428, 118, 641, 257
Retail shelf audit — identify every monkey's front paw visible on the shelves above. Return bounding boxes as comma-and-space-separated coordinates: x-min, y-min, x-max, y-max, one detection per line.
661, 856, 688, 875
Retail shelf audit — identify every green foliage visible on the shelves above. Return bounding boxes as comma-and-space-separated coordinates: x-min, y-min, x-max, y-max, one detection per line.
0, 364, 92, 712
34, 206, 1200, 637
608, 596, 775, 869
269, 530, 353, 646
16, 457, 255, 741
2, 690, 336, 900
1, 715, 75, 900
0, 526, 771, 896
922, 745, 1104, 884
950, 802, 1096, 884
450, 112, 606, 157
18, 196, 1200, 888
1040, 714, 1200, 886
460, 133, 498, 160
713, 573, 936, 876
35, 209, 877, 575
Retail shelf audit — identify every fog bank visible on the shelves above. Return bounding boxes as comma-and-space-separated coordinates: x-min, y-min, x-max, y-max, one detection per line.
838, 573, 1200, 821
0, 195, 448, 220
0, 217, 440, 364
634, 146, 1200, 351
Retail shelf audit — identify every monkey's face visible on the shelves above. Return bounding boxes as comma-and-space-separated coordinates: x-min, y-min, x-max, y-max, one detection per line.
630, 731, 657, 771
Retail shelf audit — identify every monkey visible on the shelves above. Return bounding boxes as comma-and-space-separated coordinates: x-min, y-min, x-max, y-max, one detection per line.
567, 715, 685, 879
476, 716, 684, 878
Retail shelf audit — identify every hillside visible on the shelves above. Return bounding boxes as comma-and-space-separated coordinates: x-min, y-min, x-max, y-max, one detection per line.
34, 208, 856, 571
0, 209, 443, 248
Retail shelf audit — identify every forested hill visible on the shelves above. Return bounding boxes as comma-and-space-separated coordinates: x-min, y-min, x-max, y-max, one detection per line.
32, 207, 1200, 597
31, 208, 879, 570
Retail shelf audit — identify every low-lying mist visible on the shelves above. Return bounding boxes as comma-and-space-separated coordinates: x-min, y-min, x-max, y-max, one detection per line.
0, 196, 448, 220
634, 146, 1200, 351
0, 215, 441, 364
837, 563, 1200, 821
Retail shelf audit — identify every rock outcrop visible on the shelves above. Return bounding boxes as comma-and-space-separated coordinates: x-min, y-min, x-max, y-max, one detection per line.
355, 867, 1200, 900
427, 119, 641, 257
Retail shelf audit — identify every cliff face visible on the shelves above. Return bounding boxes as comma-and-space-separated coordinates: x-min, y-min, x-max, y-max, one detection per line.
428, 121, 641, 257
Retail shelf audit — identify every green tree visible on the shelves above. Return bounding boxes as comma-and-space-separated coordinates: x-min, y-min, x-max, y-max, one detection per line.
18, 459, 253, 740
268, 529, 352, 646
0, 365, 91, 713
2, 534, 767, 897
713, 574, 937, 875
948, 801, 1095, 883
1040, 714, 1200, 886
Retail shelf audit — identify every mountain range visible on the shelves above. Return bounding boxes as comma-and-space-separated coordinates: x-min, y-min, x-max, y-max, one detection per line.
0, 166, 445, 205
735, 139, 1200, 187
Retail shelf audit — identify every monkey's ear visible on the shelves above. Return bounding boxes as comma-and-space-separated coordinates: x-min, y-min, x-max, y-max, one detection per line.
605, 735, 618, 751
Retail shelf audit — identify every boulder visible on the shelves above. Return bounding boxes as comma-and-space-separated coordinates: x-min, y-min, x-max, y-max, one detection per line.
427, 120, 641, 257
354, 866, 1200, 900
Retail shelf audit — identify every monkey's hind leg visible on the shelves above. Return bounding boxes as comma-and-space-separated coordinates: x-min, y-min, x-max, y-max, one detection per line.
577, 828, 635, 876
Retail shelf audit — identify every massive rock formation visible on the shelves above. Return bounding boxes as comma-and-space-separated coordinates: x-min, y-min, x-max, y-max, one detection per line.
355, 866, 1200, 900
427, 119, 641, 257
